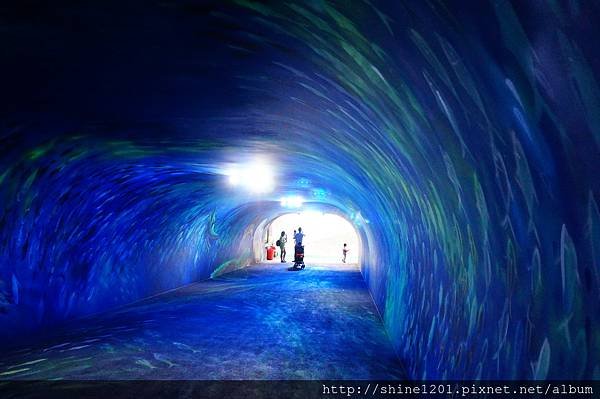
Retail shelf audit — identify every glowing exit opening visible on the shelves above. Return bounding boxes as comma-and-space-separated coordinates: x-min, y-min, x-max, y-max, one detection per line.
267, 212, 359, 264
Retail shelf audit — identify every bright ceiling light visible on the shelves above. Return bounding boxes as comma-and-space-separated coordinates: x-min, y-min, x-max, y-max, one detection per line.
228, 170, 241, 185
226, 159, 274, 193
281, 195, 304, 208
248, 162, 274, 193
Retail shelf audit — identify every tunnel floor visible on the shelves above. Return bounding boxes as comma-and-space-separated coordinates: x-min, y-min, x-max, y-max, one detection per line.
0, 263, 405, 380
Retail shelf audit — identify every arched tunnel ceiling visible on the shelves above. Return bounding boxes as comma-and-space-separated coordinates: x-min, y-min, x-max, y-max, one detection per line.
1, 0, 600, 380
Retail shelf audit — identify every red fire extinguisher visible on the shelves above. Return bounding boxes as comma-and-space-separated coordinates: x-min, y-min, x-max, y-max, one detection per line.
266, 246, 275, 260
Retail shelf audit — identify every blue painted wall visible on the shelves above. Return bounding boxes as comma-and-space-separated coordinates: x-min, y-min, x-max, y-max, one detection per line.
1, 0, 599, 379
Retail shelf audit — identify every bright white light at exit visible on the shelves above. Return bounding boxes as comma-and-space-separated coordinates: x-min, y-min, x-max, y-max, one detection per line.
301, 210, 322, 218
269, 212, 359, 264
226, 160, 274, 193
280, 195, 304, 208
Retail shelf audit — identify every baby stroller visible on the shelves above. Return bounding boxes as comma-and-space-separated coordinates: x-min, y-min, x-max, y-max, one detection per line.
293, 244, 305, 269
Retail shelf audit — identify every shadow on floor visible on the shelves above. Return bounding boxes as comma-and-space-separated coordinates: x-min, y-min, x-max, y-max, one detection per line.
0, 263, 405, 380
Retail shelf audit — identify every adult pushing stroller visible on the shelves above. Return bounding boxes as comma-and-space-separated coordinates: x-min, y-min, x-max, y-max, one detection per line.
293, 244, 305, 269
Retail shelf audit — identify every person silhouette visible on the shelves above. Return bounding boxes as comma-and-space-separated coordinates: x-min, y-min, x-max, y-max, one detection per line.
342, 243, 349, 263
278, 231, 287, 262
294, 227, 304, 247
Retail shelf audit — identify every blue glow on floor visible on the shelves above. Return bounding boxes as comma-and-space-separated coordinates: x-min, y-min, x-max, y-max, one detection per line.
0, 264, 405, 380
1, 0, 599, 380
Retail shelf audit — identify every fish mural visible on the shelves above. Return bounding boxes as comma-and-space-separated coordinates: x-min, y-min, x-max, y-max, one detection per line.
0, 0, 599, 380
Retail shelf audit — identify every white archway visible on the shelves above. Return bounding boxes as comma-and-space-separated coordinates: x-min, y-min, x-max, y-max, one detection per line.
267, 212, 360, 264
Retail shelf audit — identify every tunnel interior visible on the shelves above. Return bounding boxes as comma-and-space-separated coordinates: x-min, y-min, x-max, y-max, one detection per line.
1, 0, 600, 381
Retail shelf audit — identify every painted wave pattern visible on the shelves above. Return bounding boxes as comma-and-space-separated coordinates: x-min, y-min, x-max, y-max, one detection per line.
0, 0, 599, 379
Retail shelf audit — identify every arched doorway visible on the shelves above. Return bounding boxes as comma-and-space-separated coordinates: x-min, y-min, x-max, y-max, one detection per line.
267, 212, 359, 264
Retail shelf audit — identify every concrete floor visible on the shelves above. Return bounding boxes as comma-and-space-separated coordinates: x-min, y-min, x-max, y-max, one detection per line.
0, 263, 405, 380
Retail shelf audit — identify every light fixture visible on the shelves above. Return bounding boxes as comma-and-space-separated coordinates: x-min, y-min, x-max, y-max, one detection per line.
226, 159, 274, 193
228, 171, 241, 186
280, 195, 304, 208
